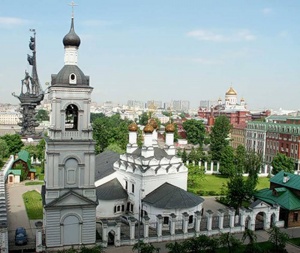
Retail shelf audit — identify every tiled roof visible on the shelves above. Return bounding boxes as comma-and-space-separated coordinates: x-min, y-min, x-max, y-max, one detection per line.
270, 171, 300, 191
254, 187, 300, 210
143, 182, 204, 209
95, 150, 119, 181
96, 178, 128, 200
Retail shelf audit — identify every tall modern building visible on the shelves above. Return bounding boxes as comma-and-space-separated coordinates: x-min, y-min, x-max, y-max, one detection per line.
43, 15, 97, 249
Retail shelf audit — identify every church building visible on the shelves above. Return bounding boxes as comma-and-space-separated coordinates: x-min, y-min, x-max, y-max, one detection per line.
95, 120, 204, 228
42, 14, 97, 249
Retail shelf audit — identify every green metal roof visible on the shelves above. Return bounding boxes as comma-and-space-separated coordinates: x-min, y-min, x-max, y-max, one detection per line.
254, 187, 300, 210
17, 150, 30, 162
270, 171, 300, 191
8, 170, 21, 176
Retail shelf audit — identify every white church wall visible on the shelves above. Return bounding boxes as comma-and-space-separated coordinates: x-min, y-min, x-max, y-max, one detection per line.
96, 199, 127, 218
143, 203, 203, 228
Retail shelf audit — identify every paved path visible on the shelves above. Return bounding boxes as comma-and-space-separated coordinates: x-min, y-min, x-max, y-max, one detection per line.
6, 182, 42, 248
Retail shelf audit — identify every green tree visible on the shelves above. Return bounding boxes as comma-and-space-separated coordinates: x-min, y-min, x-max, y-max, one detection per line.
90, 112, 105, 123
181, 149, 188, 163
187, 164, 205, 191
132, 241, 160, 253
0, 134, 24, 155
219, 146, 235, 177
35, 109, 49, 122
166, 241, 187, 253
219, 232, 242, 253
268, 226, 289, 252
242, 228, 261, 253
105, 143, 125, 154
182, 119, 206, 145
22, 145, 38, 159
210, 116, 231, 161
244, 151, 263, 196
235, 145, 246, 173
0, 139, 9, 158
92, 114, 130, 154
271, 152, 295, 175
226, 174, 249, 210
139, 112, 149, 126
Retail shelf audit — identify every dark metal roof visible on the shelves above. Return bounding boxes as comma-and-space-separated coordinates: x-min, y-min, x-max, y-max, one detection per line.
95, 150, 120, 181
131, 147, 173, 160
51, 65, 90, 86
143, 182, 204, 209
96, 178, 128, 200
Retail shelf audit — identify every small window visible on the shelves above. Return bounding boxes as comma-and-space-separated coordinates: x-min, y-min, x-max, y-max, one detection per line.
189, 215, 193, 224
114, 206, 117, 213
122, 205, 125, 212
132, 184, 135, 193
293, 212, 298, 222
125, 181, 128, 190
130, 203, 134, 212
163, 217, 169, 225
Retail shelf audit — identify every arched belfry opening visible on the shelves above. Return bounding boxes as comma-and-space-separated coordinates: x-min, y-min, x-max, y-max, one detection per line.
65, 104, 78, 130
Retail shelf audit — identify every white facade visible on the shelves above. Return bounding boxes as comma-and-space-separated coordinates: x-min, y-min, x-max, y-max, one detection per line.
43, 17, 97, 249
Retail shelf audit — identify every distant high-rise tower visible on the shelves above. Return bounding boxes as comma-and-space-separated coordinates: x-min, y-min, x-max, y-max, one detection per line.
43, 13, 97, 249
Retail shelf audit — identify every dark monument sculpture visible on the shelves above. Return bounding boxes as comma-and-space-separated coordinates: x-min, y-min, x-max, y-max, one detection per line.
12, 29, 44, 137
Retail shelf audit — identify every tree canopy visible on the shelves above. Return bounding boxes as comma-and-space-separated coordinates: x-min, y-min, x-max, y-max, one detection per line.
210, 115, 232, 161
35, 109, 49, 122
0, 134, 24, 155
182, 119, 206, 145
92, 114, 130, 154
219, 146, 235, 177
271, 152, 295, 175
0, 139, 9, 159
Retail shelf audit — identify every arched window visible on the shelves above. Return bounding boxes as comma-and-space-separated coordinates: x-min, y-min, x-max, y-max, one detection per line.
65, 104, 78, 130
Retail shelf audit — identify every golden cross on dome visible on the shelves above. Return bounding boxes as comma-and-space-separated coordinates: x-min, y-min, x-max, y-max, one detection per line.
68, 1, 78, 18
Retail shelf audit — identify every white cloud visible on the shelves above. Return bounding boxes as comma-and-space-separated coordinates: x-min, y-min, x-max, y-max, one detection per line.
261, 8, 272, 15
187, 29, 256, 42
0, 17, 29, 27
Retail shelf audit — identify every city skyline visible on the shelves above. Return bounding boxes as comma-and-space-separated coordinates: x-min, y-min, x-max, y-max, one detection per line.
1, 0, 300, 110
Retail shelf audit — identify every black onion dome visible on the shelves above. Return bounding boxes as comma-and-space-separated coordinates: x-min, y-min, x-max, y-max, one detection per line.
63, 18, 81, 47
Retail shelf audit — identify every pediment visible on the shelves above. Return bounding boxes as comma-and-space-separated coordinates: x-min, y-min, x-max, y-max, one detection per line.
250, 200, 271, 210
47, 190, 96, 207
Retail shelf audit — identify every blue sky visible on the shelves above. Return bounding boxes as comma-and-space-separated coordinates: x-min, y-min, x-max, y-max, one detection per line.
1, 0, 300, 110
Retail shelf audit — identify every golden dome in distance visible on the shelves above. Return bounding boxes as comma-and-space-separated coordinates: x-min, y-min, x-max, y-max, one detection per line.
128, 122, 138, 132
226, 87, 237, 95
143, 124, 154, 134
165, 123, 175, 133
149, 118, 158, 129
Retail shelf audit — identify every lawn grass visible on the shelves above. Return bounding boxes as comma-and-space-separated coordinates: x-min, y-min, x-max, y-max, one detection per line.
25, 181, 44, 186
289, 237, 300, 246
256, 177, 270, 190
189, 174, 270, 196
22, 190, 43, 219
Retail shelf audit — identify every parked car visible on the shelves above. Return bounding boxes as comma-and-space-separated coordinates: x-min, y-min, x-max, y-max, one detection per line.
15, 227, 27, 245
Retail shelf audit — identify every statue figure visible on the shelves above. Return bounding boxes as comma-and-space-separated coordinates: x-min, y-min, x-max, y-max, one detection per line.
21, 70, 31, 94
